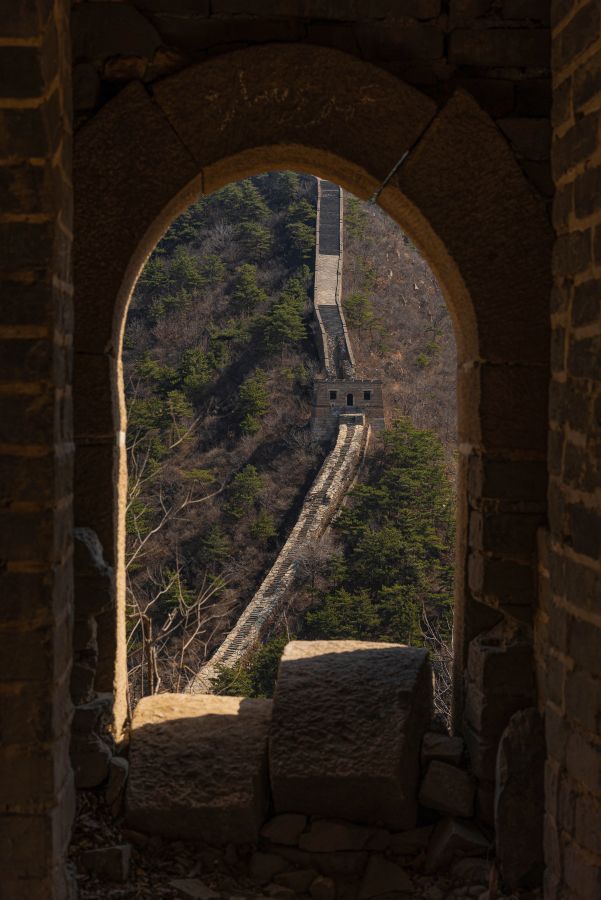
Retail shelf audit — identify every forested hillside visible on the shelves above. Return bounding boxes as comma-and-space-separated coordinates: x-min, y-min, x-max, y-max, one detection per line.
343, 194, 456, 454
124, 172, 324, 700
124, 173, 457, 711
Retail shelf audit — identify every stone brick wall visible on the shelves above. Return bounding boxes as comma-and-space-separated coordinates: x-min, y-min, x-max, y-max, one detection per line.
0, 1, 75, 897
542, 2, 601, 896
70, 0, 551, 199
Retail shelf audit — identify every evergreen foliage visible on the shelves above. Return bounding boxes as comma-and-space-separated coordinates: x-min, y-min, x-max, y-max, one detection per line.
238, 368, 270, 434
226, 418, 454, 698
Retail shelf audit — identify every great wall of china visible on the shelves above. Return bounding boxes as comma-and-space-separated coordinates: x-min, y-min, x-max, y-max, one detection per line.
189, 179, 384, 693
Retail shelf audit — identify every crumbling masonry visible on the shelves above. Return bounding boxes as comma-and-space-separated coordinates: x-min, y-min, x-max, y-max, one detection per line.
1, 2, 600, 898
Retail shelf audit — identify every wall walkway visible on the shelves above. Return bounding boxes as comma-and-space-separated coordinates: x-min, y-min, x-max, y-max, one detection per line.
187, 176, 370, 692
189, 421, 368, 692
313, 179, 355, 378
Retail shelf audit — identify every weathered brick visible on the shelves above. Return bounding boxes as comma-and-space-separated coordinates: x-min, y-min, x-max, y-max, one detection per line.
549, 378, 592, 430
0, 0, 53, 39
0, 44, 50, 100
569, 619, 601, 679
594, 224, 601, 266
566, 730, 601, 794
568, 502, 601, 558
545, 704, 569, 765
467, 457, 547, 502
574, 792, 601, 856
550, 281, 570, 315
574, 165, 601, 220
565, 669, 601, 732
551, 325, 565, 373
468, 553, 535, 609
573, 279, 601, 326
515, 77, 552, 116
562, 440, 585, 487
568, 334, 600, 380
551, 111, 599, 181
469, 510, 543, 556
547, 593, 570, 654
450, 28, 549, 68
448, 0, 491, 28
546, 654, 566, 707
547, 428, 563, 476
355, 21, 444, 61
573, 47, 601, 111
553, 182, 574, 234
553, 0, 601, 72
499, 117, 551, 161
551, 74, 572, 129
552, 229, 591, 276
0, 89, 62, 160
503, 0, 549, 21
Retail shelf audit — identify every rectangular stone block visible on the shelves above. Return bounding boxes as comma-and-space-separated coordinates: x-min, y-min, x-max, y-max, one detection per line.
270, 640, 432, 829
126, 693, 272, 844
449, 28, 549, 68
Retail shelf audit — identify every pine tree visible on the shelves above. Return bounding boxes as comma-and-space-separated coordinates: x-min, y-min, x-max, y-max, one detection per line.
238, 368, 270, 434
226, 465, 264, 518
232, 264, 268, 312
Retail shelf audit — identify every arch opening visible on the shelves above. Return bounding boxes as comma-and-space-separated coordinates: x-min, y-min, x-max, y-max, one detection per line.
121, 170, 458, 718
73, 47, 552, 819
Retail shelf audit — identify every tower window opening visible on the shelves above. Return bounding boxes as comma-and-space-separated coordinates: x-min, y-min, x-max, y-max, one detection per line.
347, 393, 354, 406
363, 390, 371, 401
329, 390, 337, 400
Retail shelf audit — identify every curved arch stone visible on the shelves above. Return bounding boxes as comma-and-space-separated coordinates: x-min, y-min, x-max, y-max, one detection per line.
151, 43, 437, 199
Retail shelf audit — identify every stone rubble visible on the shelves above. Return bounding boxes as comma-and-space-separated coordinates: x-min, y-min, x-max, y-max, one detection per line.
421, 731, 465, 767
69, 656, 540, 900
170, 879, 221, 899
418, 760, 476, 818
79, 844, 131, 883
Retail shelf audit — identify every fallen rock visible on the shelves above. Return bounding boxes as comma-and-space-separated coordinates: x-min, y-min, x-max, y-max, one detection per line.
422, 732, 465, 767
270, 641, 432, 829
365, 828, 390, 851
261, 813, 307, 846
106, 756, 129, 814
389, 825, 433, 855
495, 707, 544, 892
250, 852, 289, 883
451, 856, 492, 884
265, 843, 368, 877
359, 855, 413, 898
264, 885, 295, 898
126, 694, 272, 844
299, 819, 372, 852
80, 844, 131, 883
170, 879, 220, 900
419, 760, 475, 818
71, 732, 112, 789
274, 868, 318, 892
425, 818, 490, 873
310, 875, 336, 900
72, 694, 112, 736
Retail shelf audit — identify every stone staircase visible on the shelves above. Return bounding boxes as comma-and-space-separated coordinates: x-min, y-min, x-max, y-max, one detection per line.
313, 178, 355, 378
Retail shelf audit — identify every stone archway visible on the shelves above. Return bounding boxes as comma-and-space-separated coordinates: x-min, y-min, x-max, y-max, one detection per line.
73, 43, 552, 776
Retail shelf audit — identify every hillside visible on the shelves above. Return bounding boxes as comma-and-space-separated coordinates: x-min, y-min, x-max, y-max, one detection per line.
342, 194, 457, 455
124, 173, 324, 700
124, 173, 457, 703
